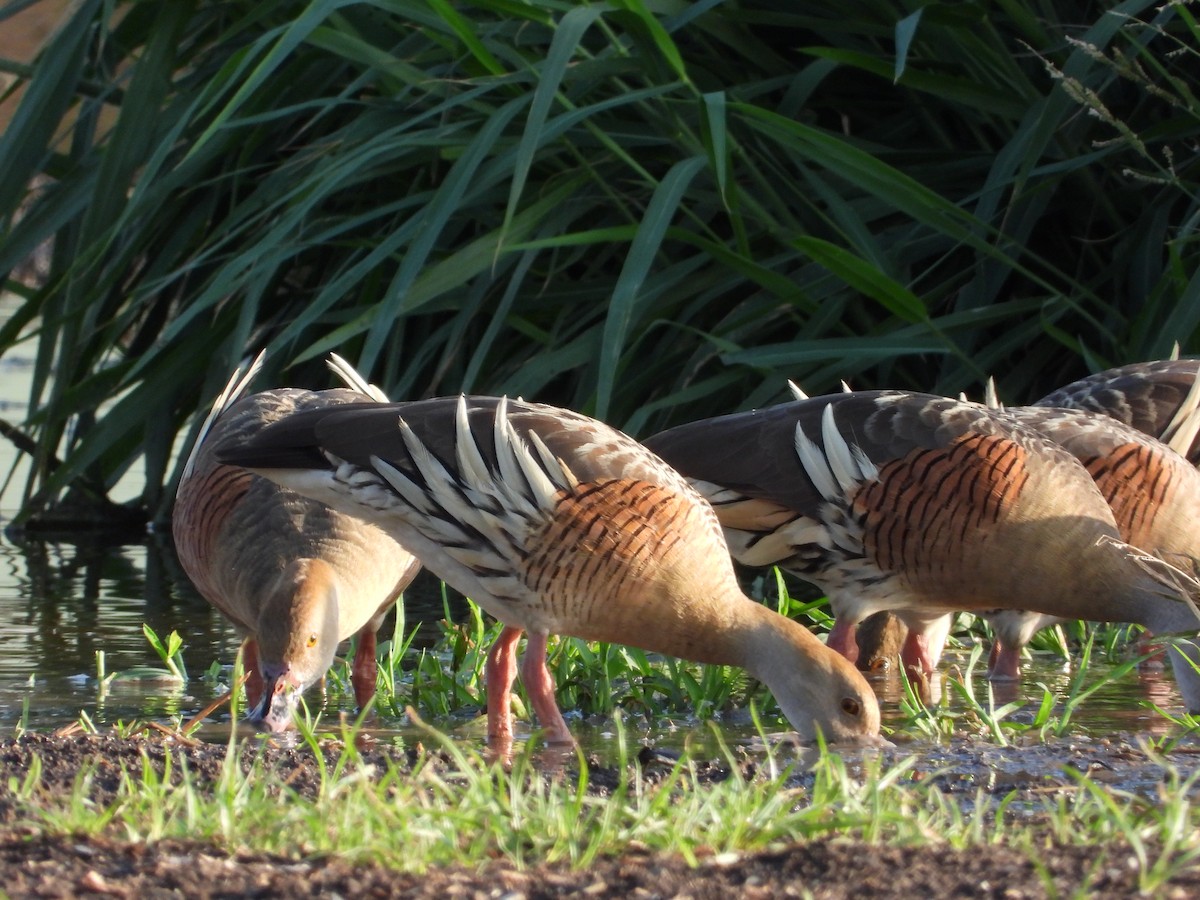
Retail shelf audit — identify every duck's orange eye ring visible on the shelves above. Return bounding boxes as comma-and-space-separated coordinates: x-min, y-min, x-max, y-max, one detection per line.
306, 633, 318, 648
841, 697, 862, 717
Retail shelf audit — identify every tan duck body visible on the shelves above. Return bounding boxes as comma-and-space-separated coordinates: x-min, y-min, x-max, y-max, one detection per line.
845, 360, 1200, 677
983, 405, 1200, 677
174, 387, 421, 732
644, 390, 1200, 708
214, 395, 882, 747
972, 358, 1200, 676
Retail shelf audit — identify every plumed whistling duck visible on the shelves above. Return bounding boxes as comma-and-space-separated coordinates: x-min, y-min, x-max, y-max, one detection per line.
173, 357, 421, 731
645, 390, 1200, 706
214, 394, 883, 747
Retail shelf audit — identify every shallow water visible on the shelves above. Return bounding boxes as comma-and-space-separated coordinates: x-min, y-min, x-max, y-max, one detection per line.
0, 532, 462, 733
0, 524, 1183, 736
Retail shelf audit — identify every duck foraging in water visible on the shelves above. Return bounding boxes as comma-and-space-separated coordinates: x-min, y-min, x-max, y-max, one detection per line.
215, 394, 883, 748
645, 390, 1200, 707
982, 403, 1200, 679
965, 358, 1200, 677
854, 363, 1200, 677
173, 357, 421, 732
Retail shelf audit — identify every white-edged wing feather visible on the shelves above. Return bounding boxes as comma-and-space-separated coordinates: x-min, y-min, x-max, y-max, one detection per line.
181, 350, 267, 481
1162, 369, 1200, 459
327, 353, 390, 402
794, 403, 878, 502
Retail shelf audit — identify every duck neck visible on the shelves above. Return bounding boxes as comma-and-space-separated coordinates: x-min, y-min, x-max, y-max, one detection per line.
1076, 540, 1200, 634
733, 599, 835, 687
589, 577, 795, 674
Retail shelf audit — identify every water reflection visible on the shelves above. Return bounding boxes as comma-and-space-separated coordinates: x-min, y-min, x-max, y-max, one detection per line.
0, 532, 228, 730
866, 646, 1183, 737
0, 527, 464, 732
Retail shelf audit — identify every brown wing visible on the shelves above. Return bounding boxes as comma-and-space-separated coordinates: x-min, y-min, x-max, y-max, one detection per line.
218, 395, 696, 497
645, 390, 1030, 514
645, 391, 1121, 601
1035, 359, 1200, 464
852, 429, 1036, 584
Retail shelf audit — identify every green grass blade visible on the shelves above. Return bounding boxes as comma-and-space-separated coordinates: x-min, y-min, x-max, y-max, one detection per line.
597, 155, 707, 418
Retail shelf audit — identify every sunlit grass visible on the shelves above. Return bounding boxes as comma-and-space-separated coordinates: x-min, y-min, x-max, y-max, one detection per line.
141, 624, 189, 683
7, 710, 1200, 891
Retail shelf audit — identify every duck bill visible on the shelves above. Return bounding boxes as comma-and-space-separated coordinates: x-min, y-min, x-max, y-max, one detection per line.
247, 673, 301, 733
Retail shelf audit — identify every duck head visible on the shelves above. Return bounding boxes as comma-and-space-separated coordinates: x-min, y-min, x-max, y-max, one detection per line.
248, 558, 341, 732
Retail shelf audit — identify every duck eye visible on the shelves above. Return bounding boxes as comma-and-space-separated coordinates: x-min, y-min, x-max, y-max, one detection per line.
841, 697, 861, 717
306, 633, 318, 648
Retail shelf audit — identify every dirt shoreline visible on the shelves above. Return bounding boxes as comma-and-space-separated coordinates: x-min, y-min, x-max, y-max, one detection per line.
1, 731, 1198, 898
2, 830, 1175, 899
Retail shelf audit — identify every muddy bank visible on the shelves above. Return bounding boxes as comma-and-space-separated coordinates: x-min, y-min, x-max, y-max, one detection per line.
4, 829, 1185, 899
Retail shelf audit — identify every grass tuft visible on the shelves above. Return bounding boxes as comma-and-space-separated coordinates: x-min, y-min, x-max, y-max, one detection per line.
8, 713, 1200, 884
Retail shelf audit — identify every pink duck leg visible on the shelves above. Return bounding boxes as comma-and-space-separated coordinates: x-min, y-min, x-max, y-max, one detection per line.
520, 630, 574, 744
486, 625, 523, 743
826, 618, 860, 666
350, 625, 380, 711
